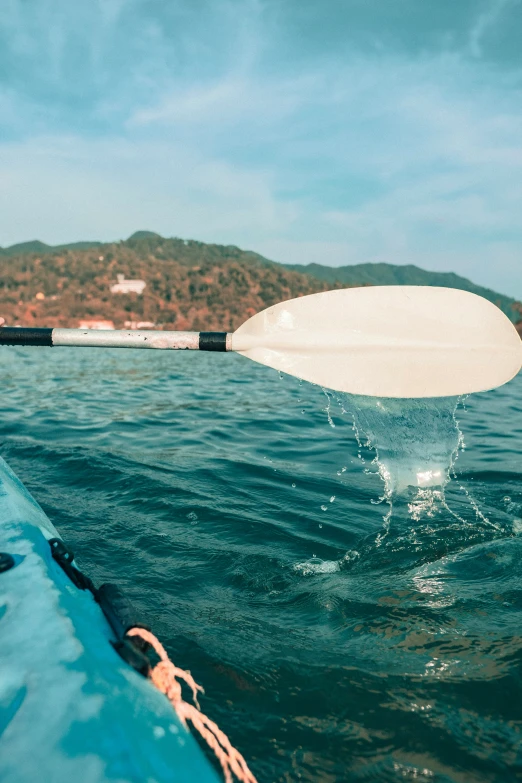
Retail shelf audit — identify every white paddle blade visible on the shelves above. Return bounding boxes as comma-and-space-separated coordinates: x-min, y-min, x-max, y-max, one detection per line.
231, 286, 522, 398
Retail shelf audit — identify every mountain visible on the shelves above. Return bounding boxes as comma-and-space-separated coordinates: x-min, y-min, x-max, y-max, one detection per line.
0, 231, 520, 332
0, 233, 342, 330
0, 240, 101, 256
284, 262, 520, 323
127, 231, 163, 242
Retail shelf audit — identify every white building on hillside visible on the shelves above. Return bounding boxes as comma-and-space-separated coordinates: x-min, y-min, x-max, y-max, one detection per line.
110, 274, 146, 295
124, 320, 156, 330
78, 319, 115, 330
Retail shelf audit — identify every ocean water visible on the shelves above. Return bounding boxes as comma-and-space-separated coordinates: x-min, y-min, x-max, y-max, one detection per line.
2, 346, 522, 783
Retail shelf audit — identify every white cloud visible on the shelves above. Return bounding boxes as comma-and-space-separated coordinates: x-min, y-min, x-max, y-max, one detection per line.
0, 134, 298, 245
129, 73, 310, 130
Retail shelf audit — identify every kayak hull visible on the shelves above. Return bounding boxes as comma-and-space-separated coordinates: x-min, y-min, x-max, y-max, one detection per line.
0, 455, 218, 783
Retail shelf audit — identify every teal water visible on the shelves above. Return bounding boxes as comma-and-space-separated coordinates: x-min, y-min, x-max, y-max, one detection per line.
2, 346, 522, 782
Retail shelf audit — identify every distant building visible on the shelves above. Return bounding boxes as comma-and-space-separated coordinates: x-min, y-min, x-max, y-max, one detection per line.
124, 320, 156, 330
110, 274, 146, 295
78, 319, 115, 330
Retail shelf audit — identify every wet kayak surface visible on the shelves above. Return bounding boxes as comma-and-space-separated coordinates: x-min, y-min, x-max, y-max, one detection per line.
1, 346, 522, 782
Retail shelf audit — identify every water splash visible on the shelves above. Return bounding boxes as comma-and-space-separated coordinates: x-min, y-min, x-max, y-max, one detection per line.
343, 395, 462, 495
337, 394, 468, 527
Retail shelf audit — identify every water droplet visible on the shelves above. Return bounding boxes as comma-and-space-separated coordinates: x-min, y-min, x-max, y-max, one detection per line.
321, 504, 328, 511
153, 726, 166, 739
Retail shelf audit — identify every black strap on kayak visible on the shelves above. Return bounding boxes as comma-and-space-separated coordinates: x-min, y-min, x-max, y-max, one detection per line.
49, 538, 96, 592
49, 537, 151, 676
0, 553, 15, 572
96, 583, 150, 638
96, 583, 152, 674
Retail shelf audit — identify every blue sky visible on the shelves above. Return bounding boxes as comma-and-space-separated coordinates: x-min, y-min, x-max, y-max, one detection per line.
1, 0, 521, 296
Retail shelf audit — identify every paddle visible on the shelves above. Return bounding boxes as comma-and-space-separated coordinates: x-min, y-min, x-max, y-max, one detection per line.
1, 286, 520, 398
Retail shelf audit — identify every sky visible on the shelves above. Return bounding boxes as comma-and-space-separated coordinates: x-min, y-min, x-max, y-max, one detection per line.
1, 0, 521, 296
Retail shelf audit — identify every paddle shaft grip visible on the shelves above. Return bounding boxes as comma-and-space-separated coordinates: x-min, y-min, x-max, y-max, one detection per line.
0, 327, 53, 346
0, 328, 231, 351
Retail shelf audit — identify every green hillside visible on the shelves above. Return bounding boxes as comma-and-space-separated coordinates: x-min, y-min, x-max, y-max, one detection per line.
284, 262, 520, 322
0, 233, 339, 330
0, 231, 520, 329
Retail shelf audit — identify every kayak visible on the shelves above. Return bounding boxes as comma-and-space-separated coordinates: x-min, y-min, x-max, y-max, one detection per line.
0, 454, 219, 783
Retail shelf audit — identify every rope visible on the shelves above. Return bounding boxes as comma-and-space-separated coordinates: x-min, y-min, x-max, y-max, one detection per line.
127, 627, 258, 783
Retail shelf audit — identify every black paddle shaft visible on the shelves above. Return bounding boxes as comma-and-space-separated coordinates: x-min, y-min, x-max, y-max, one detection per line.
0, 327, 53, 346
